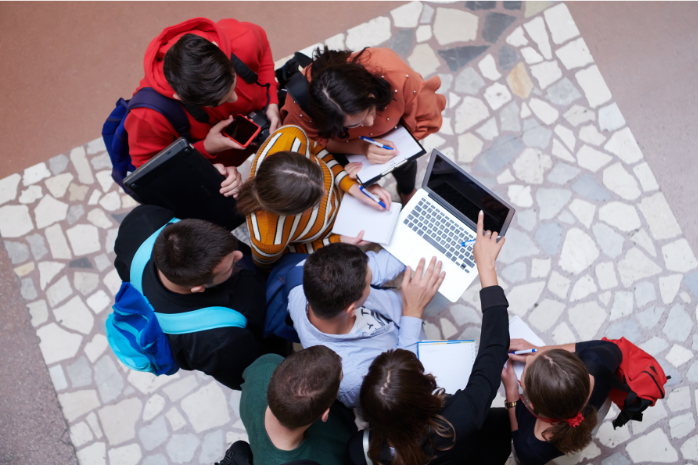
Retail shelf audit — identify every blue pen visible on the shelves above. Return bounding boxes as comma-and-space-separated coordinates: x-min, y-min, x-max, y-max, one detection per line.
461, 239, 476, 247
359, 186, 386, 209
509, 349, 537, 355
360, 136, 395, 151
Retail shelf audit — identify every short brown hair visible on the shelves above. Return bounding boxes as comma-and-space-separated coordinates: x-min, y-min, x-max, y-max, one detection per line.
267, 346, 342, 429
524, 349, 598, 454
235, 151, 325, 217
152, 219, 237, 287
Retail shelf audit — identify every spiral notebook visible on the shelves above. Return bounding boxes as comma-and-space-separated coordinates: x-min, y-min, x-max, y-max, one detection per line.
418, 340, 477, 394
331, 195, 402, 245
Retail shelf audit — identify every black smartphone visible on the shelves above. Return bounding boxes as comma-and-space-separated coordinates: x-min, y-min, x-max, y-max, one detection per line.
223, 115, 261, 148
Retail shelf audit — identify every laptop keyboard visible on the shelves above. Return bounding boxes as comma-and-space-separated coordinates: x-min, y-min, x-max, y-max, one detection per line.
403, 198, 476, 272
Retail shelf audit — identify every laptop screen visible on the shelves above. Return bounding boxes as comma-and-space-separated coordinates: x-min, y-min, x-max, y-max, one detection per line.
426, 153, 511, 233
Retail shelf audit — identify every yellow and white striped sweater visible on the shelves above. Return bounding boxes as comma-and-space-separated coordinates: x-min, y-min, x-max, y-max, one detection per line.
245, 125, 357, 267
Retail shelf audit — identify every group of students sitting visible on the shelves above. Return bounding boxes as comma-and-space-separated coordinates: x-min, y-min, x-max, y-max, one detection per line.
112, 16, 626, 465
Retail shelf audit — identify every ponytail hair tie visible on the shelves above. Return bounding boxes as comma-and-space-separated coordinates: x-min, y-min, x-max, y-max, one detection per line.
565, 412, 584, 428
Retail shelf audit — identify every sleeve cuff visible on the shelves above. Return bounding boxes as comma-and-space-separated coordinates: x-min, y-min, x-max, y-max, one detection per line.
399, 316, 423, 340
479, 285, 508, 312
339, 176, 358, 193
193, 140, 211, 159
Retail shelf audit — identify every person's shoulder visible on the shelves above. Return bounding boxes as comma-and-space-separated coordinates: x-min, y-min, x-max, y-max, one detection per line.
243, 353, 284, 381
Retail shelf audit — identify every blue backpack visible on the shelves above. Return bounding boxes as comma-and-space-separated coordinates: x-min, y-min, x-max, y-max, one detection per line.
264, 254, 308, 343
101, 88, 192, 192
105, 218, 247, 376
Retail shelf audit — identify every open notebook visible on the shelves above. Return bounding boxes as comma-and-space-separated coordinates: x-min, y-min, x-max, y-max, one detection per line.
331, 195, 402, 245
346, 125, 426, 184
418, 340, 476, 395
508, 316, 546, 380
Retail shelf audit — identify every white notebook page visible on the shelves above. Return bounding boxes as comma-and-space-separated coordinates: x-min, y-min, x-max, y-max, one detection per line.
345, 125, 424, 184
418, 340, 477, 395
331, 195, 402, 245
508, 316, 546, 380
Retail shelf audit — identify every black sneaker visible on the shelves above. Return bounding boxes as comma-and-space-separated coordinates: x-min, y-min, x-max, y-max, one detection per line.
215, 440, 253, 465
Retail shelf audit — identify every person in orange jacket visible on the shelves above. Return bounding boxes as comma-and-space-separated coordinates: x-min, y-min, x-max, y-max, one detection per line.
280, 46, 446, 205
125, 17, 280, 197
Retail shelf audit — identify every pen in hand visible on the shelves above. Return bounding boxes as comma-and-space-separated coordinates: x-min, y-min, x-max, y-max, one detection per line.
360, 136, 395, 151
359, 186, 387, 209
509, 349, 537, 355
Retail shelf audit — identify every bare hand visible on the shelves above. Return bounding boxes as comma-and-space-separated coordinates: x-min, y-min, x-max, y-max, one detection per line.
348, 184, 392, 211
266, 104, 281, 133
204, 116, 245, 155
344, 162, 363, 180
401, 257, 445, 319
340, 230, 370, 246
473, 210, 505, 288
508, 339, 540, 362
213, 164, 242, 198
501, 356, 519, 398
364, 139, 399, 165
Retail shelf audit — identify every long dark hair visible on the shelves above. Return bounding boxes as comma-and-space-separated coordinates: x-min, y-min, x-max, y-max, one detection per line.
308, 46, 393, 139
360, 349, 455, 465
524, 350, 598, 454
236, 151, 324, 217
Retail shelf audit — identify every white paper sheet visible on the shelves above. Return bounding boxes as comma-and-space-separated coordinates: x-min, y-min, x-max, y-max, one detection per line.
508, 315, 546, 380
418, 340, 477, 394
331, 195, 402, 245
345, 125, 424, 184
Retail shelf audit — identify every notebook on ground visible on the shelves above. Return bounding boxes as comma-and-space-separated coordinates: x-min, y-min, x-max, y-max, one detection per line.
345, 124, 426, 185
417, 340, 476, 394
508, 316, 546, 380
331, 195, 402, 245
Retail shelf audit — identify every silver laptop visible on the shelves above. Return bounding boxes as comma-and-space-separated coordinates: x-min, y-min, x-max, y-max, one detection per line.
385, 150, 515, 302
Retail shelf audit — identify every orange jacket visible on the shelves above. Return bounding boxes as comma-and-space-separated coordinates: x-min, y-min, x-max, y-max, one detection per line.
280, 48, 446, 145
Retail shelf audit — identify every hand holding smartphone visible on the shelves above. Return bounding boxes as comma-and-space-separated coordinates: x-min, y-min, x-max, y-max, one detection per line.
223, 115, 262, 148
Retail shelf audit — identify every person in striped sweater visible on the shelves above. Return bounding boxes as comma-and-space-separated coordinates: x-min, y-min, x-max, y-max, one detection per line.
235, 125, 392, 268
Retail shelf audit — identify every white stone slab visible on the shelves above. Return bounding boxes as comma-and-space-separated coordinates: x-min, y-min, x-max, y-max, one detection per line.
324, 32, 345, 51
38, 261, 66, 291
58, 389, 100, 422
48, 364, 68, 391
576, 144, 612, 172
568, 199, 595, 228
662, 239, 698, 272
0, 173, 21, 205
554, 125, 575, 151
610, 291, 634, 320
143, 394, 166, 422
457, 133, 483, 163
669, 412, 695, 439
551, 138, 576, 162
54, 295, 94, 335
667, 387, 690, 412
521, 46, 544, 64
603, 127, 642, 164
569, 301, 607, 340
390, 1, 422, 27
563, 104, 595, 127
127, 370, 179, 395
45, 173, 74, 198
407, 43, 441, 78
416, 25, 432, 43
506, 26, 528, 47
67, 224, 101, 256
555, 37, 594, 70
570, 274, 597, 302
483, 82, 512, 110
617, 248, 662, 288
76, 442, 106, 465
108, 444, 142, 465
23, 162, 51, 186
529, 60, 562, 89
497, 169, 515, 185
513, 148, 552, 184
98, 397, 142, 446
47, 275, 73, 308
552, 322, 576, 344
559, 228, 599, 275
578, 124, 606, 146
659, 274, 682, 305
181, 382, 231, 433
547, 270, 571, 299
475, 117, 498, 141
166, 407, 187, 432
86, 290, 111, 315
598, 102, 626, 132
45, 224, 72, 259
85, 333, 109, 363
523, 16, 552, 59
638, 192, 682, 240
27, 299, 49, 327
529, 98, 559, 124
666, 344, 693, 367
478, 54, 501, 81
104, 269, 122, 296
633, 162, 659, 192
95, 170, 113, 194
528, 298, 565, 332
440, 318, 458, 339
507, 281, 546, 316
520, 102, 532, 118
575, 65, 612, 108
627, 428, 677, 462
595, 262, 618, 290
18, 185, 43, 204
34, 195, 69, 229
455, 97, 489, 134
433, 8, 478, 45
543, 3, 580, 45
597, 420, 631, 448
70, 421, 94, 448
602, 162, 641, 200
71, 146, 95, 185
88, 190, 101, 206
682, 434, 698, 461
599, 202, 641, 232
163, 376, 199, 402
0, 205, 34, 238
531, 258, 551, 278
87, 208, 113, 229
507, 184, 532, 207
99, 191, 121, 212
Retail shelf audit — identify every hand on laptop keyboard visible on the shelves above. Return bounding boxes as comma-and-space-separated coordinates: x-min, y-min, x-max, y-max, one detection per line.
473, 210, 505, 288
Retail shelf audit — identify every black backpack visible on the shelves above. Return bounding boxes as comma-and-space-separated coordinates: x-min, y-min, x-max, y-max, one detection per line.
216, 441, 320, 465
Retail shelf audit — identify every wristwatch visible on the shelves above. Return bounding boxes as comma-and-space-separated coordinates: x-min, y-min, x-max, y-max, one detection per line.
505, 400, 517, 409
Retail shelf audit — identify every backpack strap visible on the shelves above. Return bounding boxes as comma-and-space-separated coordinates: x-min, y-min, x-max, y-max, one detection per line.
130, 218, 180, 293
363, 429, 374, 465
128, 89, 193, 141
282, 260, 305, 299
155, 306, 246, 334
230, 52, 271, 109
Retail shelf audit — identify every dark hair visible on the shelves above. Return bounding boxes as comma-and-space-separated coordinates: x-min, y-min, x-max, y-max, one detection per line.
308, 46, 393, 139
163, 33, 235, 107
267, 345, 342, 429
524, 349, 598, 454
303, 243, 368, 319
236, 151, 325, 217
360, 349, 455, 465
152, 219, 237, 287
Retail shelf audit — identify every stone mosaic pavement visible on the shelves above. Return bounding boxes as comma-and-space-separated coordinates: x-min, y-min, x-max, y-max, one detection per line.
2, 2, 698, 464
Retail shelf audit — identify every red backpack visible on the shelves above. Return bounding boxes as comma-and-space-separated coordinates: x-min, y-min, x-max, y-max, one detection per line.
587, 337, 669, 429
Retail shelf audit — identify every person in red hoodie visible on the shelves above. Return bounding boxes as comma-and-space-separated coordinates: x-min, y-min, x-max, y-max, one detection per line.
124, 18, 280, 197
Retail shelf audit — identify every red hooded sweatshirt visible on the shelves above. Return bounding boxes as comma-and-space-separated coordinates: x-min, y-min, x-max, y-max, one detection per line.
124, 18, 279, 168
